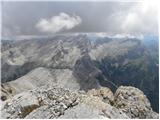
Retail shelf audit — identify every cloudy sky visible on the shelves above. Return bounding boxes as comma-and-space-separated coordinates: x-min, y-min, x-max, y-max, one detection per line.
1, 1, 159, 38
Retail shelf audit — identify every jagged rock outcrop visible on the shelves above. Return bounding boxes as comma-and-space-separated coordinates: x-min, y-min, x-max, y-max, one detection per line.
87, 87, 114, 104
1, 85, 158, 119
1, 85, 79, 119
114, 86, 159, 119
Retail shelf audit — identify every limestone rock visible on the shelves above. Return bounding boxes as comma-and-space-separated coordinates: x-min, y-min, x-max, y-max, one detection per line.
1, 85, 79, 119
1, 85, 158, 119
1, 92, 40, 118
114, 86, 159, 119
1, 85, 128, 119
87, 87, 114, 104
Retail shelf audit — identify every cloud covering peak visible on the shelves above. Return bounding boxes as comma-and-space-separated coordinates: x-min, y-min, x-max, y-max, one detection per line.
36, 13, 81, 33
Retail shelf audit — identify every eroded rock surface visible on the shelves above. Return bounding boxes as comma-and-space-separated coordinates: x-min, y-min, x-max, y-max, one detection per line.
87, 87, 114, 104
114, 86, 159, 119
1, 85, 158, 119
1, 85, 79, 119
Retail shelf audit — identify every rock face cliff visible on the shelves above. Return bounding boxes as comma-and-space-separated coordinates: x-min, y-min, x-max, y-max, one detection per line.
1, 33, 159, 117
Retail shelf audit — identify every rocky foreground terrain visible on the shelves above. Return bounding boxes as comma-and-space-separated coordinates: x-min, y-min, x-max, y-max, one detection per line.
1, 33, 159, 118
1, 85, 158, 119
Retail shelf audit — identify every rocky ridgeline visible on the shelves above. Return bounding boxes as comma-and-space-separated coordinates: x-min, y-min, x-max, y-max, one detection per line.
1, 35, 159, 112
1, 34, 159, 117
114, 86, 158, 119
1, 85, 158, 119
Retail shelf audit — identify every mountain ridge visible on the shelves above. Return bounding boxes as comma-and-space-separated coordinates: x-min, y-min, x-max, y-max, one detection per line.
1, 33, 159, 113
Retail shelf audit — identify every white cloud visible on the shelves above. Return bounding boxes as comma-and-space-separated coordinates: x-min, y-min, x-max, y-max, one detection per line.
110, 34, 144, 40
86, 33, 144, 40
107, 1, 158, 35
121, 3, 158, 35
36, 13, 81, 33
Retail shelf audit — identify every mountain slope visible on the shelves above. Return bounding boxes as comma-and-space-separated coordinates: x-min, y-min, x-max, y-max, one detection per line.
1, 33, 159, 112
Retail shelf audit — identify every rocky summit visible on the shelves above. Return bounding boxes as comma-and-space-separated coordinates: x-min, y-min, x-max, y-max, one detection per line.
1, 85, 158, 119
1, 34, 159, 118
